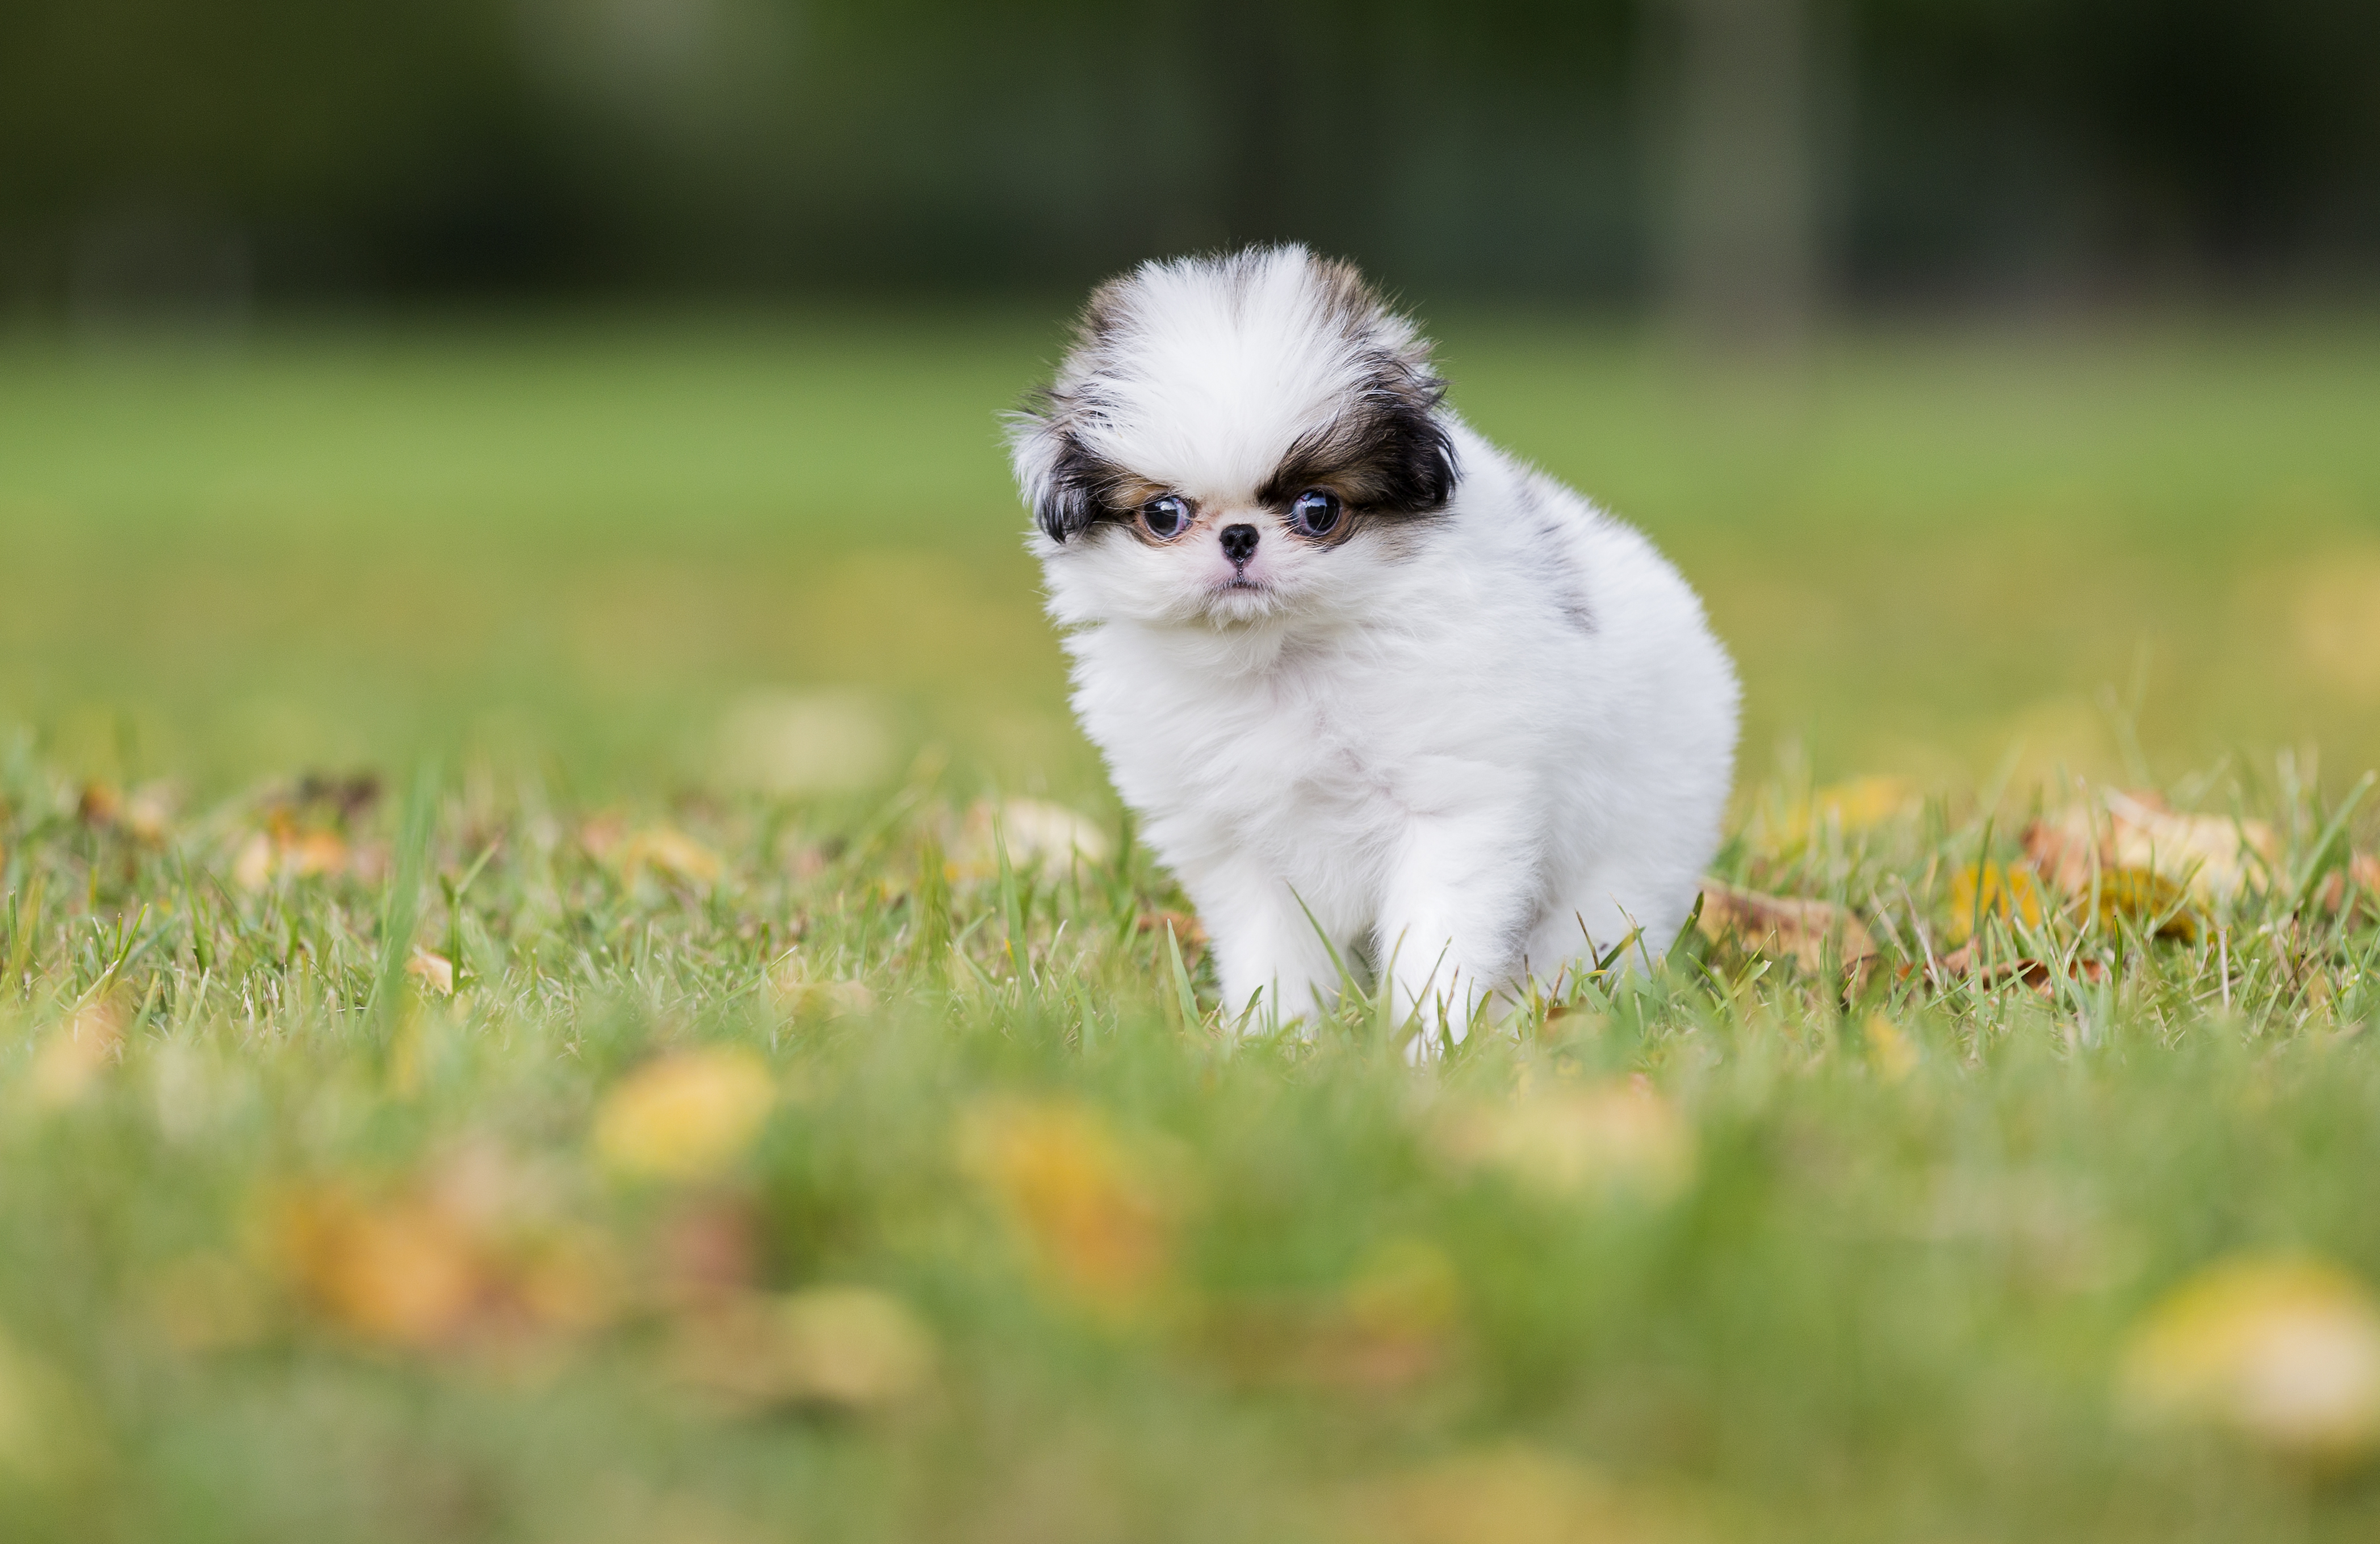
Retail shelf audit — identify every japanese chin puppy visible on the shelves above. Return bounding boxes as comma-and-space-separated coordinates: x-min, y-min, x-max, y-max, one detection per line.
1009, 245, 1737, 1043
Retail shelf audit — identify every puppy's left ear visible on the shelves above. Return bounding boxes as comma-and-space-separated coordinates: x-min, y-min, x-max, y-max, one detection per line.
1387, 386, 1459, 512
1362, 364, 1460, 515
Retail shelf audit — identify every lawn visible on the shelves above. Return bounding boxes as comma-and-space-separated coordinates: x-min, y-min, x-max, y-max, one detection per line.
2, 312, 2378, 1542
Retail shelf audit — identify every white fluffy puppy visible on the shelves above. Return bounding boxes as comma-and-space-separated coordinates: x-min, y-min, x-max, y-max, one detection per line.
1010, 245, 1738, 1037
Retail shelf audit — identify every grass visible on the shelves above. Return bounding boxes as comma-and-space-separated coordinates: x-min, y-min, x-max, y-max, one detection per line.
2, 311, 2379, 1541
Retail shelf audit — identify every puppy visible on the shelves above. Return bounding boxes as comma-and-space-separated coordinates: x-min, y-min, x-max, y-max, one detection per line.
1010, 246, 1738, 1039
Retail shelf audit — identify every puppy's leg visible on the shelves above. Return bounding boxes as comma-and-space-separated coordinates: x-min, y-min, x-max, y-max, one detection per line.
1183, 858, 1350, 1032
1375, 815, 1539, 1050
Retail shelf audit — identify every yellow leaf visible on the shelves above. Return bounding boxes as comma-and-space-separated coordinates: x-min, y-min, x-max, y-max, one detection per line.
1942, 862, 2047, 947
956, 1097, 1175, 1316
2081, 866, 2199, 942
1434, 1079, 1695, 1205
611, 827, 722, 888
2118, 1256, 2380, 1467
765, 970, 874, 1022
1863, 1014, 1918, 1082
594, 1048, 776, 1181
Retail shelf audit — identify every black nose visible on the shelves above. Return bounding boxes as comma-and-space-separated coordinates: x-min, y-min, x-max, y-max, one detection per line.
1220, 524, 1259, 567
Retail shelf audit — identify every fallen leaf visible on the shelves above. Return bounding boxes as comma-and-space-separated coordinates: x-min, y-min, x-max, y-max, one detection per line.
594, 1047, 776, 1182
1926, 946, 2110, 995
667, 1287, 936, 1413
957, 1097, 1176, 1318
407, 950, 455, 996
123, 782, 180, 842
1863, 1014, 1918, 1081
272, 1185, 482, 1348
953, 799, 1111, 878
651, 1198, 764, 1310
1334, 1446, 1694, 1544
610, 826, 722, 888
1134, 909, 1208, 960
28, 995, 129, 1107
2118, 1256, 2380, 1467
2318, 853, 2380, 919
1696, 880, 1877, 974
2026, 788, 2277, 907
2079, 867, 2201, 942
1942, 862, 2047, 947
1433, 1079, 1695, 1205
231, 831, 273, 890
230, 809, 356, 890
75, 782, 121, 827
267, 1157, 615, 1351
766, 970, 874, 1021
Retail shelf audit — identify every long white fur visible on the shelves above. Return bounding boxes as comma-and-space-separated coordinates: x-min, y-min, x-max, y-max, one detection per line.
1013, 246, 1739, 1040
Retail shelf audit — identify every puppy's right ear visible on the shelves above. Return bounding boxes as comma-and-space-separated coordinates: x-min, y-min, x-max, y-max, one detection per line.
1007, 404, 1103, 543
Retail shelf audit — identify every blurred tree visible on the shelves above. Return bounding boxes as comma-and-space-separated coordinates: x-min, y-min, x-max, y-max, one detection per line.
0, 0, 2371, 309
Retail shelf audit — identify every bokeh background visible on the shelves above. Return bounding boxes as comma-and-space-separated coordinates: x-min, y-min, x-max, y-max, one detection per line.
4, 0, 2378, 803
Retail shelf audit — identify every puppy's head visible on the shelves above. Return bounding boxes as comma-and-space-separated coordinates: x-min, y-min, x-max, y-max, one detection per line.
1011, 246, 1457, 629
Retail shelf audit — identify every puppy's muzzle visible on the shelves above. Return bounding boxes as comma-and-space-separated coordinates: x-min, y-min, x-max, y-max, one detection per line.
1219, 523, 1259, 569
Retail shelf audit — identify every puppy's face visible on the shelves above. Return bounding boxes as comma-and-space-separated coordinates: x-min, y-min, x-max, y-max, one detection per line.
1011, 246, 1457, 631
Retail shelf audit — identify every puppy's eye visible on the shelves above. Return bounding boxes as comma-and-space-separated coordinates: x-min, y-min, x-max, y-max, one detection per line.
1289, 489, 1342, 538
1140, 494, 1192, 539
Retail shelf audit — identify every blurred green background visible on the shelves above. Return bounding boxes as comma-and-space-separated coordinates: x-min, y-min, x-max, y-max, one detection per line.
3, 0, 2378, 801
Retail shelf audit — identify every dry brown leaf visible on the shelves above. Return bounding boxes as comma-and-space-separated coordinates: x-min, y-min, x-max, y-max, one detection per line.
650, 1198, 765, 1310
2319, 853, 2380, 918
1135, 909, 1208, 961
75, 782, 121, 827
1696, 880, 1876, 974
266, 1158, 615, 1351
1928, 945, 2110, 995
2026, 788, 2277, 906
407, 950, 455, 996
231, 810, 358, 890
